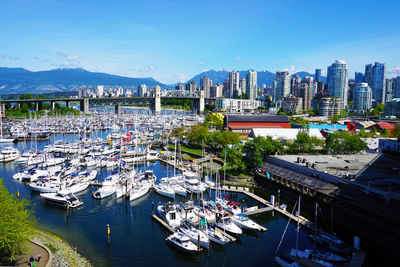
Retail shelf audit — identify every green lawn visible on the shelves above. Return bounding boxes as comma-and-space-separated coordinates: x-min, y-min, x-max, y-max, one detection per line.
168, 144, 204, 156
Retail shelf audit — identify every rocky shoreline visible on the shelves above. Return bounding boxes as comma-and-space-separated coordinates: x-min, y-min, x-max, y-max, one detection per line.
33, 228, 92, 267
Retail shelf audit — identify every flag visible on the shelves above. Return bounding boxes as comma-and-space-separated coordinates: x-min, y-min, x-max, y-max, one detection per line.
266, 172, 270, 179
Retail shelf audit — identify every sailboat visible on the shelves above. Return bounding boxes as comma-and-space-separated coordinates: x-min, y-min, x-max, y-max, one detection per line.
0, 118, 15, 143
275, 196, 345, 267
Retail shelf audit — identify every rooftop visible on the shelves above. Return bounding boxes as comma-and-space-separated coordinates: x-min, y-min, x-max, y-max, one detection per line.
227, 114, 289, 123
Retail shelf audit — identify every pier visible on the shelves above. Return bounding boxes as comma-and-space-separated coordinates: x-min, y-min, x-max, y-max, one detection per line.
210, 186, 310, 226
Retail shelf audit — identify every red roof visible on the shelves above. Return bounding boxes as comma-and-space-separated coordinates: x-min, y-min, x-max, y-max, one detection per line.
377, 122, 395, 130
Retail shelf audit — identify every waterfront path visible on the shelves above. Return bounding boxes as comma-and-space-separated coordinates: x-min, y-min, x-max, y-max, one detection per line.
16, 241, 50, 267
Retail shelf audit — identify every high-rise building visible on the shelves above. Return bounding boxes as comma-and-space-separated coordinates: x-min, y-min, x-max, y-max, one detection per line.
318, 97, 344, 117
352, 83, 372, 114
385, 78, 393, 102
327, 60, 349, 106
290, 75, 301, 96
78, 88, 89, 98
137, 84, 147, 97
239, 78, 246, 97
246, 70, 257, 100
200, 76, 212, 97
175, 84, 184, 91
228, 70, 240, 98
299, 76, 313, 111
272, 71, 290, 104
355, 72, 364, 84
384, 98, 400, 118
364, 62, 386, 103
211, 83, 223, 98
281, 95, 303, 114
223, 79, 230, 98
185, 80, 197, 93
392, 76, 400, 99
364, 64, 373, 85
315, 69, 322, 83
316, 82, 325, 94
95, 85, 104, 97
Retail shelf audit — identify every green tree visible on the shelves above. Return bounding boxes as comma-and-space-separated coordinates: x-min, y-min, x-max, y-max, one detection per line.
330, 114, 340, 123
186, 125, 209, 147
207, 130, 241, 153
225, 145, 245, 173
243, 136, 283, 169
326, 131, 367, 153
287, 129, 323, 154
0, 179, 36, 262
169, 126, 185, 140
392, 125, 400, 138
204, 113, 224, 129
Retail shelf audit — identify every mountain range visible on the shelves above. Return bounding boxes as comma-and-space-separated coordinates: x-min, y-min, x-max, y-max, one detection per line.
0, 67, 166, 94
0, 67, 325, 94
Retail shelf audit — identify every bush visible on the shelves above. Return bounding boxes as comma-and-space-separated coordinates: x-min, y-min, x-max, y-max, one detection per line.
0, 179, 36, 262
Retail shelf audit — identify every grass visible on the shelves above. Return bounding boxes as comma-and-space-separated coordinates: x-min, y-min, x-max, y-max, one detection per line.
44, 243, 58, 253
169, 144, 204, 156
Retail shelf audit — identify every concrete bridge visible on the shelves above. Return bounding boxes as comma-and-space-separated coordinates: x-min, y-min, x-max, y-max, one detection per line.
1, 89, 216, 115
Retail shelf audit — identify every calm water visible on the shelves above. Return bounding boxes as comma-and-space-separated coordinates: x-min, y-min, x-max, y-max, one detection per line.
0, 131, 316, 267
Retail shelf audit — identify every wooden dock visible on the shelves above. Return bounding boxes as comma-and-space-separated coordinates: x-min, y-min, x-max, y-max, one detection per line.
210, 186, 310, 226
152, 214, 175, 233
214, 227, 237, 242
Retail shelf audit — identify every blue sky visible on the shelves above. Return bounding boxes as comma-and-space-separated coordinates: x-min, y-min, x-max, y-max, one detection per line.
0, 0, 399, 83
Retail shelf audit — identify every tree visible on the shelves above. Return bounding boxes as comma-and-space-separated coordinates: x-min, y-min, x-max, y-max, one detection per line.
326, 131, 367, 153
204, 113, 224, 129
393, 125, 400, 138
0, 179, 36, 263
186, 125, 209, 147
225, 145, 245, 173
243, 136, 283, 169
207, 130, 241, 153
290, 117, 310, 128
287, 129, 323, 154
330, 114, 340, 123
169, 126, 185, 140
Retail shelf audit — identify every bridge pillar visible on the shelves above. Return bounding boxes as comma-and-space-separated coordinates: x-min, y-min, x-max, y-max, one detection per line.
66, 101, 71, 109
35, 102, 39, 112
51, 101, 56, 110
151, 87, 161, 115
115, 105, 121, 116
192, 90, 205, 115
80, 98, 89, 113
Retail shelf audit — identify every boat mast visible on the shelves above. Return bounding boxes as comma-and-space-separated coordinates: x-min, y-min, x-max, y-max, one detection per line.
296, 194, 301, 252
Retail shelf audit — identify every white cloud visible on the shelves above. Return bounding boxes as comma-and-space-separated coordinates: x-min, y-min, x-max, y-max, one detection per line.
177, 73, 189, 83
67, 54, 80, 61
283, 65, 296, 73
144, 66, 155, 72
57, 52, 81, 62
387, 67, 400, 77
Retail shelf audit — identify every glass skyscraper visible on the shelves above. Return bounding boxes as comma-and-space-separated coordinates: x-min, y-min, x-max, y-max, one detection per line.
355, 72, 365, 84
353, 83, 372, 114
246, 70, 258, 100
315, 69, 321, 83
272, 71, 290, 104
367, 62, 386, 103
327, 60, 349, 106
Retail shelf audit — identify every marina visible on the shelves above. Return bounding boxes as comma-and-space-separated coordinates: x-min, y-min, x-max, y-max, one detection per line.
0, 110, 364, 267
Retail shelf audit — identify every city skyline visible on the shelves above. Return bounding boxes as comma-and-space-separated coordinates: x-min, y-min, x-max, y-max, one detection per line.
0, 0, 400, 84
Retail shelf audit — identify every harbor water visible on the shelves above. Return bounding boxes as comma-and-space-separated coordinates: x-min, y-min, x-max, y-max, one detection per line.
0, 130, 316, 267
